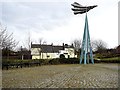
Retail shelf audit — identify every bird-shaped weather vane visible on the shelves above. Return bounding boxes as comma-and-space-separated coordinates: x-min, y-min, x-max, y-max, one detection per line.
71, 2, 97, 14
71, 2, 97, 64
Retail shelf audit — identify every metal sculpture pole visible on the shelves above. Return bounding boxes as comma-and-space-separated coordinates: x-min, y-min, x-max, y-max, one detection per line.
80, 13, 94, 64
71, 2, 97, 64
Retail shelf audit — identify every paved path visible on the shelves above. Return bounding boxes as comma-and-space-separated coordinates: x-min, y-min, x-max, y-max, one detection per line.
2, 64, 119, 88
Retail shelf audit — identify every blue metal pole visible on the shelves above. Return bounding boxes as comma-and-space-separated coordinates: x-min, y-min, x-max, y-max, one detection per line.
80, 13, 94, 64
87, 16, 94, 64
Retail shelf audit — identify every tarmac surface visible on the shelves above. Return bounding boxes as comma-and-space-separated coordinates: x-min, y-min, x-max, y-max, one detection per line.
2, 64, 119, 88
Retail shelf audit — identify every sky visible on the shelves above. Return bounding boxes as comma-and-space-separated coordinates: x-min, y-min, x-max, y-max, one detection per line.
1, 0, 119, 49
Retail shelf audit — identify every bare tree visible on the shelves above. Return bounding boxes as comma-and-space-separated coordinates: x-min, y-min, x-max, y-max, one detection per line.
23, 32, 31, 51
91, 39, 107, 52
0, 24, 18, 61
0, 24, 18, 50
27, 32, 31, 51
71, 39, 81, 58
37, 38, 46, 59
71, 39, 81, 51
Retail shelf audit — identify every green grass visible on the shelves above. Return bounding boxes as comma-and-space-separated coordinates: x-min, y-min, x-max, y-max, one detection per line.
99, 57, 120, 60
93, 57, 120, 63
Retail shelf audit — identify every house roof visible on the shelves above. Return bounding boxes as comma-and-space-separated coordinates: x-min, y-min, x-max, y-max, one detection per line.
53, 46, 64, 52
117, 45, 120, 49
31, 44, 64, 53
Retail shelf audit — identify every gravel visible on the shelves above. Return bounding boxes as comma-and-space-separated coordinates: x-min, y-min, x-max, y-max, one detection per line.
2, 64, 119, 88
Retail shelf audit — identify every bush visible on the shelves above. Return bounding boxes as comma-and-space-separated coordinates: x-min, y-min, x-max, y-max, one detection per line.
2, 59, 51, 69
36, 59, 50, 65
49, 59, 60, 65
59, 58, 79, 64
47, 58, 79, 65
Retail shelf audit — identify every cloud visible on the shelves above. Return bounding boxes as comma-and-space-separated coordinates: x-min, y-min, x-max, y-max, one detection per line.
2, 2, 72, 31
1, 0, 119, 48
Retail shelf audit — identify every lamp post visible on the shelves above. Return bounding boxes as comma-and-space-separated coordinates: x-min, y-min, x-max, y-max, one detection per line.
71, 2, 97, 64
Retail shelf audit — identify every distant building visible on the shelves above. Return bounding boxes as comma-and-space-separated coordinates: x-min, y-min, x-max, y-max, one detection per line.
116, 45, 120, 54
31, 43, 77, 59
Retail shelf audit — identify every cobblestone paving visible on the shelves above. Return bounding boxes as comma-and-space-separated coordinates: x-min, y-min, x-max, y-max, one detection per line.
2, 64, 119, 88
0, 69, 2, 88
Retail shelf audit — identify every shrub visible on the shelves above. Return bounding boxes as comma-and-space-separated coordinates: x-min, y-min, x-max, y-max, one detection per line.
49, 59, 60, 65
37, 59, 50, 65
59, 58, 79, 64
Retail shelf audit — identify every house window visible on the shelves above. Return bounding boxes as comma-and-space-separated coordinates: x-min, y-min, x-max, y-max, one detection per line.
64, 53, 68, 54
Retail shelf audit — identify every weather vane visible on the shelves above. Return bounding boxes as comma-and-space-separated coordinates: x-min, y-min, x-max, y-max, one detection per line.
71, 2, 97, 14
71, 2, 97, 64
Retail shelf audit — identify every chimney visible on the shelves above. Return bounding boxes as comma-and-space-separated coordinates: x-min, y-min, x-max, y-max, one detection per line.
71, 43, 74, 47
51, 43, 53, 46
31, 42, 32, 48
63, 43, 64, 50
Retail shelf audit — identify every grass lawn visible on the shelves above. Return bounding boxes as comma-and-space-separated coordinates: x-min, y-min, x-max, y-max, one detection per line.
98, 57, 120, 60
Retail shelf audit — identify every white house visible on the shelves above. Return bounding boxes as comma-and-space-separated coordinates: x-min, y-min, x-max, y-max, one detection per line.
31, 43, 77, 59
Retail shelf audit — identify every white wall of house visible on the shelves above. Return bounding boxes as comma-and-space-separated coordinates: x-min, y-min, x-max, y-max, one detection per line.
32, 55, 40, 59
59, 50, 68, 58
59, 48, 75, 58
65, 48, 75, 58
32, 53, 59, 59
31, 48, 40, 55
31, 48, 59, 59
31, 47, 77, 59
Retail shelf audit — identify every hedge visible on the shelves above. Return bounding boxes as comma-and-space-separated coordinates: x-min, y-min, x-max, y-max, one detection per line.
2, 57, 120, 70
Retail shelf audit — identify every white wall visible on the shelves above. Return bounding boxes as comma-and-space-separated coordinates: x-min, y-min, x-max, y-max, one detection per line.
31, 47, 76, 59
32, 52, 59, 59
31, 48, 41, 55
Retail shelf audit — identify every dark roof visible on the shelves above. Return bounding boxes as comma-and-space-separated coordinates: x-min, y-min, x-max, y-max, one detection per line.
31, 44, 64, 53
53, 46, 64, 52
17, 50, 31, 55
117, 45, 120, 49
61, 44, 74, 48
116, 45, 120, 53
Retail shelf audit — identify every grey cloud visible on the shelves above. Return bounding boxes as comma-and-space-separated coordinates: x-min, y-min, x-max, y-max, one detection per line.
2, 1, 73, 32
